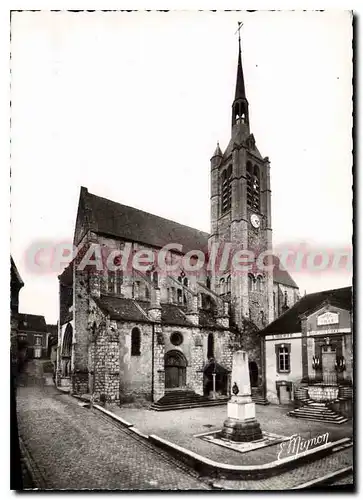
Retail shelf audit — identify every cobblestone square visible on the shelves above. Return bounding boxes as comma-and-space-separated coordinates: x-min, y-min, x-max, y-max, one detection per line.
109, 402, 353, 466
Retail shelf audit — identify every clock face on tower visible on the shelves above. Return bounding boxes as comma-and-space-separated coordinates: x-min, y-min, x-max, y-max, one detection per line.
250, 213, 260, 229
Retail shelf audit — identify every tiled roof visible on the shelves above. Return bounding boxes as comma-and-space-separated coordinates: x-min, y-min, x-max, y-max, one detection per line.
272, 256, 299, 288
94, 296, 149, 323
93, 295, 228, 329
18, 314, 47, 333
260, 286, 352, 335
11, 257, 24, 287
161, 303, 190, 326
76, 187, 298, 290
80, 187, 209, 254
204, 359, 230, 375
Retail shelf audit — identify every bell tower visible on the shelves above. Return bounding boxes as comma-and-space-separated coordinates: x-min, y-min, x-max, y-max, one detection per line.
209, 25, 274, 331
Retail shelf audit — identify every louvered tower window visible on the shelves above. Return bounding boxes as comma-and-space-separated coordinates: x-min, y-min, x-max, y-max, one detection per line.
221, 165, 232, 214
247, 163, 260, 212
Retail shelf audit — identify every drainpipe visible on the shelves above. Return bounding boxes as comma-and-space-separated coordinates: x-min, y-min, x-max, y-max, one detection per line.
151, 322, 155, 403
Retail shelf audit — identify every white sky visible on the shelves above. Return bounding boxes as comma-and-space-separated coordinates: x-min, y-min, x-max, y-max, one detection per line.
10, 10, 353, 324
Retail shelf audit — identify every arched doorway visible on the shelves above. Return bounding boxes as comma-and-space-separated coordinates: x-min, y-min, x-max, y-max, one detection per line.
249, 361, 259, 387
203, 359, 229, 397
61, 324, 73, 377
165, 350, 187, 390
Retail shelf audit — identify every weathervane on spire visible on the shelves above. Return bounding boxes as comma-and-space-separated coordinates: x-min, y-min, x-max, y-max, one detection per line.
235, 21, 243, 45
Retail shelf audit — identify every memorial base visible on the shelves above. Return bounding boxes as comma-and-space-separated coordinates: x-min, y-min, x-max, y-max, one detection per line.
221, 417, 263, 442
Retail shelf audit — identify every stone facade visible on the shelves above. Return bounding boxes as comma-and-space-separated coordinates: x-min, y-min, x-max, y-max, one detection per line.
56, 37, 301, 404
262, 291, 353, 405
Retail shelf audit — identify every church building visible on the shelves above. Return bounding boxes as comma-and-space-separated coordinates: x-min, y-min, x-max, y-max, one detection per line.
57, 34, 299, 406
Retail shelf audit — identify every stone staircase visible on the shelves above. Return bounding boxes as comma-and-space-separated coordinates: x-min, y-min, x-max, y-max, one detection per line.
294, 386, 310, 405
288, 401, 348, 424
338, 385, 353, 399
150, 390, 229, 411
251, 387, 270, 405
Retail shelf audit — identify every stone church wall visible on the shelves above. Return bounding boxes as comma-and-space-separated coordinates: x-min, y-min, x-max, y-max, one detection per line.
118, 321, 153, 402
72, 267, 91, 394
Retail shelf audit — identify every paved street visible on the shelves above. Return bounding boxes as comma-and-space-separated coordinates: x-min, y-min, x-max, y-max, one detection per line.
15, 367, 209, 490
15, 361, 353, 490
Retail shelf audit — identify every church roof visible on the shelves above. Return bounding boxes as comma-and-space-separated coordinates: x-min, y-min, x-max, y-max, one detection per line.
272, 256, 299, 289
11, 256, 24, 288
77, 187, 298, 290
222, 136, 264, 161
260, 286, 352, 335
93, 295, 228, 329
211, 142, 223, 158
79, 187, 209, 254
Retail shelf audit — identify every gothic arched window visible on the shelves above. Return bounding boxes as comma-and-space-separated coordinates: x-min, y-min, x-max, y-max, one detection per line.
133, 280, 140, 299
177, 289, 182, 304
248, 274, 255, 292
131, 327, 141, 356
108, 269, 123, 295
221, 166, 232, 214
256, 275, 263, 293
206, 276, 211, 289
226, 275, 231, 294
260, 310, 265, 326
219, 278, 225, 295
152, 271, 158, 288
183, 277, 188, 287
207, 333, 214, 359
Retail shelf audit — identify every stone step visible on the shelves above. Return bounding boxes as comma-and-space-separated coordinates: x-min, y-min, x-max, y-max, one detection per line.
288, 414, 348, 424
289, 410, 347, 420
291, 412, 346, 421
288, 411, 348, 424
251, 398, 270, 405
291, 407, 343, 415
150, 399, 228, 411
297, 407, 340, 413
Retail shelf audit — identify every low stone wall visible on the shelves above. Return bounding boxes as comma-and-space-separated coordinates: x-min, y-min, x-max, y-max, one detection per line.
72, 371, 89, 394
308, 385, 338, 402
329, 398, 353, 419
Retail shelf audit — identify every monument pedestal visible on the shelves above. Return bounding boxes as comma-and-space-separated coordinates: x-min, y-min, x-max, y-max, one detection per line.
221, 351, 263, 442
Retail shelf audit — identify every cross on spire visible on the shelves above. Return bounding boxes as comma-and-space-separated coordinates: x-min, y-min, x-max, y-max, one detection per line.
235, 21, 243, 46
233, 21, 247, 103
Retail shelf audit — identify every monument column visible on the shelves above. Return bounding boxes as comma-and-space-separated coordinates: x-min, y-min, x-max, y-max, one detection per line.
221, 350, 263, 442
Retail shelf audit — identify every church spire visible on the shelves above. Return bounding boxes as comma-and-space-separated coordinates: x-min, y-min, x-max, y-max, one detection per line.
232, 22, 249, 132
234, 27, 247, 102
